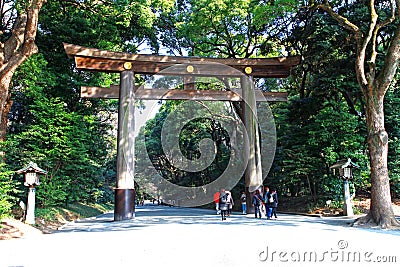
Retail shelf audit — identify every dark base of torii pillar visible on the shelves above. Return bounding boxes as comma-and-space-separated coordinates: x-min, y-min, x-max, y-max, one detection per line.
114, 188, 135, 221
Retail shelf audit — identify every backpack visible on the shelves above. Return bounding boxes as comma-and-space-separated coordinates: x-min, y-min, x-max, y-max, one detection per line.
268, 194, 274, 204
240, 195, 246, 202
220, 193, 228, 204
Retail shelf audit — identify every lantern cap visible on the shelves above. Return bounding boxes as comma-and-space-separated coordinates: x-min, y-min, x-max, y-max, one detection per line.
330, 158, 359, 170
16, 161, 47, 175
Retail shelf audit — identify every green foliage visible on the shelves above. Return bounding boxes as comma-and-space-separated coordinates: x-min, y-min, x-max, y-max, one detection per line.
8, 56, 114, 206
64, 202, 113, 217
263, 3, 377, 202
353, 205, 363, 215
270, 99, 368, 198
35, 207, 59, 222
157, 0, 298, 57
2, 0, 179, 213
0, 163, 20, 219
35, 202, 113, 222
385, 82, 400, 196
138, 100, 233, 188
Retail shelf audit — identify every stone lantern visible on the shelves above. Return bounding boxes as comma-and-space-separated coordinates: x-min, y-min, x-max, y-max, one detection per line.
330, 158, 359, 216
16, 162, 47, 224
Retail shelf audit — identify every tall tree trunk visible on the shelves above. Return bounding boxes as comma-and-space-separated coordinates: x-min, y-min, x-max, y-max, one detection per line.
0, 73, 13, 143
355, 92, 400, 228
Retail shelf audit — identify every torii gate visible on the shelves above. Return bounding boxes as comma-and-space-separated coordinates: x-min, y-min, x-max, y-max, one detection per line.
64, 43, 300, 221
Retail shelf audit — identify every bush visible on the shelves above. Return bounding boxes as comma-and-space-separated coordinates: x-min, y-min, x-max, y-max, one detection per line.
35, 207, 59, 222
0, 164, 20, 219
0, 198, 13, 220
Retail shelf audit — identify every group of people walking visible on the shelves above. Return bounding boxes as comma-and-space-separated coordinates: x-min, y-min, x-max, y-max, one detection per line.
214, 186, 278, 221
252, 186, 278, 220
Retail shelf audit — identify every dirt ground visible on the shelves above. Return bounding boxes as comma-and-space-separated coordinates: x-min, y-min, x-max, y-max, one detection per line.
0, 211, 78, 240
0, 218, 43, 240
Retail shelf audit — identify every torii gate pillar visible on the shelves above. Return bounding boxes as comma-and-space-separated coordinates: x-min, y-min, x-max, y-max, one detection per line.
114, 69, 136, 221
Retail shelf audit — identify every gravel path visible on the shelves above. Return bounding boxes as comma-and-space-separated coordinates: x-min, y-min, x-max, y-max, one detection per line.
1, 205, 399, 267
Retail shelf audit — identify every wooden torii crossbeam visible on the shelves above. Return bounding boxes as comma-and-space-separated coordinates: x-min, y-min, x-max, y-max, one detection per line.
64, 43, 299, 76
64, 43, 300, 220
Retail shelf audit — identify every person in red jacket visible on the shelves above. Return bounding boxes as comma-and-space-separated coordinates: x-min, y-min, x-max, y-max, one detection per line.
213, 191, 220, 215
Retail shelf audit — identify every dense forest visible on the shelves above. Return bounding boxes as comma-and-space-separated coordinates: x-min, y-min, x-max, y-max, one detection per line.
1, 0, 400, 227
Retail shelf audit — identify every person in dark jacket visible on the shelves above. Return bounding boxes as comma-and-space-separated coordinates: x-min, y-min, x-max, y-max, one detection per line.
219, 188, 229, 221
240, 191, 247, 215
270, 188, 278, 219
263, 186, 270, 217
264, 187, 273, 220
252, 189, 264, 218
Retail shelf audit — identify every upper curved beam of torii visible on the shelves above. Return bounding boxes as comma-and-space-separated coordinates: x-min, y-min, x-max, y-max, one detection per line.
63, 43, 300, 78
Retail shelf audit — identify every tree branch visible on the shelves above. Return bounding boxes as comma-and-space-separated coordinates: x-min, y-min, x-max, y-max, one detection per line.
316, 1, 374, 95
2, 14, 27, 64
0, 0, 46, 130
375, 0, 400, 96
317, 2, 359, 33
365, 0, 378, 79
376, 1, 395, 31
1, 0, 46, 73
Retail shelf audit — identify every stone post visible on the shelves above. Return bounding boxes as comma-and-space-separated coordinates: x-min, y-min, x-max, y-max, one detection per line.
343, 180, 354, 216
25, 187, 36, 224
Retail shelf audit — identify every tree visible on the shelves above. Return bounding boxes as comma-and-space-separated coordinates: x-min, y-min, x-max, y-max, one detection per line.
265, 8, 372, 202
313, 0, 400, 228
157, 0, 297, 58
6, 54, 115, 207
138, 100, 233, 187
3, 0, 175, 210
0, 0, 46, 144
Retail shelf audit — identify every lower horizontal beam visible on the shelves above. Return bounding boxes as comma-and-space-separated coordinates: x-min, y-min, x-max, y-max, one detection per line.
81, 86, 287, 102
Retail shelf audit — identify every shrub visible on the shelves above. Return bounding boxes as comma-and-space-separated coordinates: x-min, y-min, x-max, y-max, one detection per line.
0, 164, 20, 219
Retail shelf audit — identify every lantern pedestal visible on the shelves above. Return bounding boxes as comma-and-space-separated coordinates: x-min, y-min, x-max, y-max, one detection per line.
343, 180, 354, 216
25, 187, 36, 224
